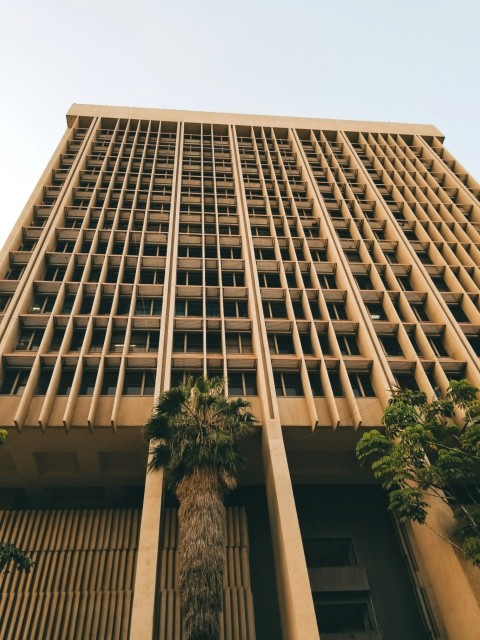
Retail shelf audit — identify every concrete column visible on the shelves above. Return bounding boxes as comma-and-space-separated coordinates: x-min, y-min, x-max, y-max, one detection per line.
408, 499, 480, 640
263, 419, 320, 640
130, 465, 164, 640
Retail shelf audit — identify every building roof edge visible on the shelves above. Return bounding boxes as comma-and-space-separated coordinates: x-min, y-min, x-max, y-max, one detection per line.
66, 103, 444, 138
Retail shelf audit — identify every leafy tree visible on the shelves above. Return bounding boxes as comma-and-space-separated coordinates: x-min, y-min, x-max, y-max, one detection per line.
356, 379, 480, 564
143, 376, 256, 640
0, 429, 33, 577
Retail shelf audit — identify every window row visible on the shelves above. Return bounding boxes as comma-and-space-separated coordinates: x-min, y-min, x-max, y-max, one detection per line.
0, 369, 156, 396
30, 294, 162, 316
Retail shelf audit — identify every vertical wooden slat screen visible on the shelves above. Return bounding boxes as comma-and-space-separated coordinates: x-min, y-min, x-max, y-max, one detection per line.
0, 508, 141, 639
157, 506, 256, 640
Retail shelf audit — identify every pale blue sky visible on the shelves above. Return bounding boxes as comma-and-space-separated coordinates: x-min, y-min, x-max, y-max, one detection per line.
0, 0, 479, 248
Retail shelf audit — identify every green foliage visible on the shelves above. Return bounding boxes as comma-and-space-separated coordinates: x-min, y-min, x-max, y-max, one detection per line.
143, 375, 256, 492
0, 431, 33, 579
0, 543, 33, 576
356, 379, 480, 564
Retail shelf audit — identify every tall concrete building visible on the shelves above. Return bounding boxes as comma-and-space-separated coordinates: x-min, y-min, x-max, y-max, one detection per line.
0, 104, 480, 639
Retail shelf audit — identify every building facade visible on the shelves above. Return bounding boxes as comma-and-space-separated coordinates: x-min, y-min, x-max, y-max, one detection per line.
1, 104, 480, 638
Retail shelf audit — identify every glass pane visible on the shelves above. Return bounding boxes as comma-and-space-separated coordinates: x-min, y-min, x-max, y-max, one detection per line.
78, 371, 97, 395
143, 371, 156, 395
58, 370, 75, 395
101, 371, 118, 395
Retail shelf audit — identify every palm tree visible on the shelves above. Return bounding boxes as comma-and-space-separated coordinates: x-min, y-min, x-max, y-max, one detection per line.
143, 375, 256, 640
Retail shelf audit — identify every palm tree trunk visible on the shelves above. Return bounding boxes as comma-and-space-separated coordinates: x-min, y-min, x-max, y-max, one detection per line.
176, 465, 225, 640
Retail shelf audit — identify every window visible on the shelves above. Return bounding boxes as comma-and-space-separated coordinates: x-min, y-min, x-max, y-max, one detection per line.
309, 300, 321, 319
205, 300, 220, 317
31, 294, 55, 315
329, 372, 344, 396
15, 328, 44, 351
467, 335, 480, 355
105, 268, 119, 283
70, 266, 84, 282
406, 330, 423, 356
20, 238, 39, 251
317, 274, 337, 289
274, 372, 303, 396
417, 251, 433, 265
204, 246, 217, 258
410, 303, 430, 322
122, 268, 136, 283
36, 369, 53, 395
262, 301, 287, 319
337, 335, 360, 356
292, 301, 305, 319
62, 294, 76, 314
206, 332, 222, 353
354, 275, 374, 290
116, 297, 131, 315
129, 331, 159, 352
428, 335, 449, 357
255, 248, 275, 260
228, 372, 257, 395
140, 269, 164, 285
365, 303, 387, 321
135, 297, 162, 315
335, 227, 351, 239
314, 599, 375, 635
345, 249, 362, 263
0, 369, 29, 395
379, 335, 403, 357
349, 372, 375, 397
318, 333, 331, 355
89, 330, 107, 352
205, 269, 219, 287
57, 369, 75, 395
299, 333, 313, 354
176, 299, 202, 316
80, 296, 95, 314
268, 334, 295, 355
0, 294, 12, 313
177, 270, 202, 286
43, 265, 66, 282
310, 249, 328, 261
285, 271, 298, 289
326, 302, 348, 320
111, 242, 125, 255
430, 275, 449, 292
225, 333, 253, 354
393, 374, 419, 391
397, 274, 413, 291
98, 297, 113, 315
258, 272, 281, 288
308, 371, 324, 396
224, 300, 249, 318
123, 370, 156, 395
69, 329, 86, 352
78, 370, 97, 395
101, 370, 119, 395
178, 245, 202, 258
304, 538, 354, 567
447, 304, 469, 323
222, 271, 245, 287
173, 332, 203, 352
5, 266, 25, 280
109, 331, 126, 352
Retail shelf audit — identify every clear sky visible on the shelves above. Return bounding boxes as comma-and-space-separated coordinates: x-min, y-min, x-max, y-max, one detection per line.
0, 0, 479, 249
